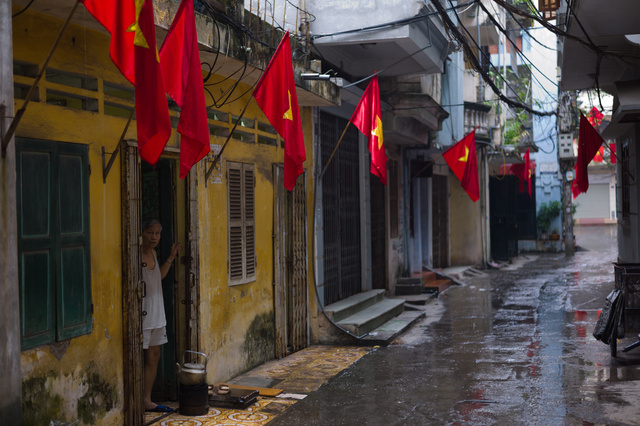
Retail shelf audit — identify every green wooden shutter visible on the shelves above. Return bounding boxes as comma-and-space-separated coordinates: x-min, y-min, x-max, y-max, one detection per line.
17, 139, 92, 349
17, 139, 56, 349
56, 143, 92, 340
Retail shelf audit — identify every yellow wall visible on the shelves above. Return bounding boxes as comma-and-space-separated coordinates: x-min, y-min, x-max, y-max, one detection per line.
197, 84, 317, 382
14, 9, 129, 425
13, 6, 319, 422
449, 151, 483, 266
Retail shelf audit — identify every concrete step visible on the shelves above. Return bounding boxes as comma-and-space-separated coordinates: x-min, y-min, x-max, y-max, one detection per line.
359, 310, 426, 345
394, 293, 437, 307
412, 270, 437, 282
395, 277, 423, 295
324, 289, 386, 322
424, 279, 451, 294
336, 298, 405, 336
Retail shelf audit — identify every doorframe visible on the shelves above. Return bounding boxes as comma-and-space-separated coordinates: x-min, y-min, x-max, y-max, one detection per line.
121, 142, 201, 424
121, 141, 144, 425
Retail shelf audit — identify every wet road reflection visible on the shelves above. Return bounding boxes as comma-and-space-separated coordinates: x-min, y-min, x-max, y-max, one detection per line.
271, 225, 640, 425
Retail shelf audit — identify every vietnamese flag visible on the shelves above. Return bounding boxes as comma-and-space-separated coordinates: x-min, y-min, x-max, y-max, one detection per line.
160, 0, 210, 178
611, 143, 617, 164
253, 32, 305, 190
81, 0, 171, 166
573, 112, 604, 196
586, 106, 603, 128
350, 75, 388, 185
443, 130, 479, 202
593, 146, 605, 163
512, 148, 532, 196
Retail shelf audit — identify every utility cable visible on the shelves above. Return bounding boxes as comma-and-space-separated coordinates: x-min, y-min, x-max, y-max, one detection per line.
475, 0, 558, 93
433, 0, 554, 117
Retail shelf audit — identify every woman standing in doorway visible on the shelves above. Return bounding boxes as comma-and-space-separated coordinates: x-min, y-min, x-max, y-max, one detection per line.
141, 218, 181, 412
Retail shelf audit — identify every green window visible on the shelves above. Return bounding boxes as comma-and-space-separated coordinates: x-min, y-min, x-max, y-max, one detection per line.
16, 138, 92, 350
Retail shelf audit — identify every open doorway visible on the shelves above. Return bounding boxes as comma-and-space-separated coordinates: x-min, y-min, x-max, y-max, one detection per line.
122, 145, 194, 423
141, 159, 178, 401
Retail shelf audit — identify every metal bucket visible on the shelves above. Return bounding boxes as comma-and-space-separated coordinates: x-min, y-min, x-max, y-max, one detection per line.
179, 383, 209, 416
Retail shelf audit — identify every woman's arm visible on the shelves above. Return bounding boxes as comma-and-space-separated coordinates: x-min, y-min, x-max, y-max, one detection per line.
160, 242, 181, 279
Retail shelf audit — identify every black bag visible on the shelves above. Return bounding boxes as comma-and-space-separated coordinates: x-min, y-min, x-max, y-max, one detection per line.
593, 289, 624, 344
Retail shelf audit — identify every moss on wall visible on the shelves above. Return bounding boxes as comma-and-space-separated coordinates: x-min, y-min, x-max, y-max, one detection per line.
22, 375, 62, 425
242, 312, 275, 369
77, 371, 118, 424
22, 366, 118, 425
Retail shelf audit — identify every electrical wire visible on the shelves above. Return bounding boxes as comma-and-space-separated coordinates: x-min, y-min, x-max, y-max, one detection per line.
475, 0, 558, 94
310, 1, 470, 40
12, 0, 34, 18
437, 0, 554, 117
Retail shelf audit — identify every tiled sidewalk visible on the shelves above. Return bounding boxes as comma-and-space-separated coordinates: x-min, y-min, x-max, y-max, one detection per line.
145, 345, 373, 426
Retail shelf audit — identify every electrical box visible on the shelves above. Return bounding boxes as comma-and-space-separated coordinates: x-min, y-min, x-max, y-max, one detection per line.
558, 133, 575, 159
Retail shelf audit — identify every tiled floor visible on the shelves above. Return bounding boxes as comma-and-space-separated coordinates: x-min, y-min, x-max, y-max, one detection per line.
145, 345, 373, 426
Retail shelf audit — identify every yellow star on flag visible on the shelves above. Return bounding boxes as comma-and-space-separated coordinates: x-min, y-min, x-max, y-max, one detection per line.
283, 91, 293, 121
458, 146, 469, 163
372, 116, 383, 150
126, 0, 150, 49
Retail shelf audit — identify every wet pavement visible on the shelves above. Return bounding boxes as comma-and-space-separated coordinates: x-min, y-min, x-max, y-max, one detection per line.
269, 225, 640, 425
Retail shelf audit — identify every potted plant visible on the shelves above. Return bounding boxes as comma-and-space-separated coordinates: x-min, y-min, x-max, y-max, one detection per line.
537, 201, 562, 240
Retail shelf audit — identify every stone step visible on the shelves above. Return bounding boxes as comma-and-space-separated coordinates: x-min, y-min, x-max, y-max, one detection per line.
336, 298, 405, 337
424, 279, 451, 294
324, 289, 386, 323
412, 270, 437, 282
359, 311, 426, 345
395, 277, 423, 295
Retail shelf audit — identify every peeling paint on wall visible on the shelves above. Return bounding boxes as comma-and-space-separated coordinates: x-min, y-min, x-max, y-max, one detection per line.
22, 365, 118, 425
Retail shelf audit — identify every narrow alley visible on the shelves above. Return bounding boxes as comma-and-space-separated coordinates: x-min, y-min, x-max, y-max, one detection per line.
266, 225, 634, 425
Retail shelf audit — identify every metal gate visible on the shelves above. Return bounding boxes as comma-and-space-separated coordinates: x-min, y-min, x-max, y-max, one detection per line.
432, 174, 449, 268
274, 167, 308, 358
320, 111, 361, 305
490, 175, 519, 260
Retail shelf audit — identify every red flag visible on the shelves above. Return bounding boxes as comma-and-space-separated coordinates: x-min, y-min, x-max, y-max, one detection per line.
573, 112, 604, 195
524, 148, 531, 196
512, 148, 532, 196
160, 0, 210, 178
593, 146, 604, 163
80, 0, 135, 84
571, 179, 581, 199
82, 0, 172, 166
611, 143, 617, 164
443, 130, 479, 202
586, 106, 603, 128
349, 76, 388, 185
253, 32, 305, 190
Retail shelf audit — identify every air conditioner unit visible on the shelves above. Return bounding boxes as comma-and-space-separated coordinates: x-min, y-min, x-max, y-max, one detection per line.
558, 133, 574, 159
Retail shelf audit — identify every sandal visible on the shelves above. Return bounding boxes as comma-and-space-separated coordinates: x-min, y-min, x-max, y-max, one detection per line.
146, 404, 174, 413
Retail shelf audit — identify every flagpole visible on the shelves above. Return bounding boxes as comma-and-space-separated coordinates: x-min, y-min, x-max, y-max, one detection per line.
318, 121, 350, 180
204, 94, 254, 183
102, 108, 135, 183
1, 1, 80, 156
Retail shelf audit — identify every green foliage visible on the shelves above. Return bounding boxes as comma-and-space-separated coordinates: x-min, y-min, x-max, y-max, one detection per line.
504, 111, 530, 145
537, 201, 562, 234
